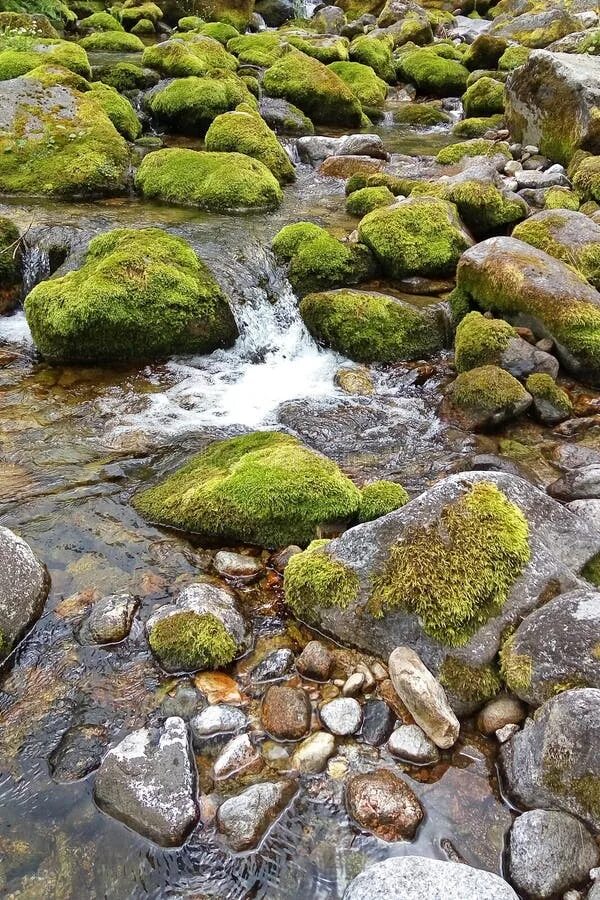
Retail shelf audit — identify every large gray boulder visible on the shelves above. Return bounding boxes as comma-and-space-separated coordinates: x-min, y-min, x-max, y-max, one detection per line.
343, 856, 518, 899
505, 51, 600, 165
284, 471, 600, 711
94, 717, 198, 846
500, 688, 600, 831
0, 526, 49, 662
512, 208, 600, 290
501, 588, 600, 705
490, 10, 583, 49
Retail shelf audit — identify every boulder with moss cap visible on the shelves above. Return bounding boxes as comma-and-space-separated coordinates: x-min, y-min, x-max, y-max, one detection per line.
142, 34, 237, 77
454, 311, 558, 379
284, 471, 600, 711
327, 60, 387, 118
526, 373, 572, 425
133, 431, 361, 548
436, 139, 511, 166
146, 582, 249, 672
79, 31, 145, 52
24, 227, 237, 363
395, 46, 469, 96
462, 75, 505, 118
445, 364, 532, 431
147, 72, 254, 134
349, 34, 395, 82
205, 104, 295, 183
512, 209, 600, 290
0, 33, 91, 82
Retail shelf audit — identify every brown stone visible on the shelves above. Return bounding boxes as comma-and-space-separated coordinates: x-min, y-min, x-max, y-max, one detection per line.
346, 769, 423, 841
296, 640, 334, 681
261, 684, 312, 740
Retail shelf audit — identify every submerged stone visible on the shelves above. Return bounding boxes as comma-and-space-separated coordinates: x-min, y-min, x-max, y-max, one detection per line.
345, 768, 423, 841
216, 779, 297, 851
0, 526, 49, 662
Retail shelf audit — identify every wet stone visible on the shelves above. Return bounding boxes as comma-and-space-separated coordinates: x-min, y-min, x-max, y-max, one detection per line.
213, 550, 263, 582
360, 699, 396, 746
216, 780, 297, 852
78, 592, 139, 644
477, 696, 526, 735
249, 648, 294, 684
213, 734, 263, 781
296, 640, 333, 681
160, 682, 206, 721
291, 731, 336, 774
345, 768, 423, 842
261, 684, 312, 740
388, 724, 440, 765
320, 698, 362, 736
389, 647, 459, 750
49, 724, 109, 782
270, 545, 302, 572
190, 704, 248, 741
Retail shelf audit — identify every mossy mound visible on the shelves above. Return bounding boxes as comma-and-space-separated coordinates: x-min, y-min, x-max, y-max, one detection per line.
197, 21, 239, 44
89, 81, 142, 140
120, 2, 163, 28
447, 363, 532, 429
142, 35, 237, 77
512, 209, 600, 290
452, 114, 504, 138
0, 34, 91, 81
544, 188, 580, 211
526, 372, 573, 423
284, 539, 360, 622
498, 43, 531, 70
392, 101, 451, 127
93, 60, 155, 91
226, 32, 285, 67
263, 49, 363, 127
135, 147, 282, 210
272, 223, 375, 296
205, 104, 295, 184
287, 34, 349, 64
439, 657, 502, 705
177, 15, 206, 30
0, 12, 61, 37
358, 196, 473, 280
131, 18, 156, 34
436, 138, 511, 165
370, 481, 530, 644
346, 185, 395, 217
358, 481, 410, 523
443, 179, 527, 236
462, 75, 505, 118
0, 216, 22, 312
463, 33, 507, 71
79, 31, 145, 52
0, 72, 129, 197
148, 610, 237, 672
79, 11, 123, 30
147, 72, 255, 134
24, 227, 237, 363
300, 288, 446, 363
395, 47, 469, 97
348, 34, 395, 83
327, 60, 387, 117
572, 157, 600, 204
179, 0, 253, 31
133, 431, 362, 548
454, 311, 515, 372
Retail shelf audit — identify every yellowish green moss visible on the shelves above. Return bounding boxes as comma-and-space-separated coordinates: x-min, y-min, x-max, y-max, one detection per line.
358, 481, 409, 523
439, 657, 502, 703
149, 611, 237, 672
500, 632, 533, 692
454, 310, 515, 372
283, 539, 360, 621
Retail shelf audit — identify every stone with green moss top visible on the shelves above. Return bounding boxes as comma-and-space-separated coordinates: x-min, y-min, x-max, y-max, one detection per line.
178, 15, 206, 30
358, 481, 409, 523
143, 35, 237, 77
349, 34, 395, 83
133, 431, 361, 548
453, 116, 505, 139
346, 185, 395, 217
263, 49, 363, 127
120, 2, 163, 28
462, 76, 505, 118
0, 34, 91, 81
196, 21, 239, 44
395, 47, 469, 97
79, 31, 145, 52
25, 227, 237, 363
272, 222, 323, 260
490, 7, 582, 49
446, 364, 532, 431
454, 311, 515, 372
205, 104, 294, 184
284, 539, 360, 622
544, 187, 579, 211
79, 10, 123, 31
498, 44, 531, 70
286, 34, 349, 65
131, 18, 156, 34
392, 101, 450, 127
227, 32, 284, 67
346, 172, 418, 197
0, 12, 61, 37
442, 179, 526, 236
526, 373, 572, 424
436, 138, 511, 165
463, 33, 508, 71
147, 72, 256, 133
358, 195, 474, 280
328, 61, 387, 118
439, 657, 502, 706
300, 288, 446, 363
176, 0, 253, 31
89, 82, 141, 140
572, 156, 600, 203
94, 61, 157, 92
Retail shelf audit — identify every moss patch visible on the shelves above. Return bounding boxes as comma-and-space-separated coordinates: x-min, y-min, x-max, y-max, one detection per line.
89, 82, 141, 140
349, 34, 395, 83
358, 481, 409, 523
328, 60, 387, 117
149, 610, 237, 672
283, 539, 360, 621
454, 310, 515, 372
395, 46, 469, 96
452, 115, 504, 138
142, 34, 237, 77
439, 657, 502, 703
273, 223, 375, 296
346, 185, 395, 217
436, 138, 511, 165
205, 104, 295, 184
462, 75, 505, 118
79, 31, 144, 52
148, 72, 254, 133
500, 632, 532, 693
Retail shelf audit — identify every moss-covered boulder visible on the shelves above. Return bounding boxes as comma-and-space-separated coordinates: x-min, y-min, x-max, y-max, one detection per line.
195, 21, 239, 44
393, 100, 451, 127
442, 178, 527, 237
436, 138, 511, 165
0, 216, 22, 314
454, 311, 515, 372
446, 364, 532, 430
348, 34, 396, 82
462, 75, 505, 118
0, 34, 91, 81
525, 372, 572, 425
505, 51, 600, 166
120, 2, 163, 28
259, 96, 314, 136
0, 71, 129, 197
300, 288, 446, 363
142, 34, 237, 77
272, 222, 375, 295
147, 72, 255, 133
0, 12, 61, 37
227, 32, 285, 67
463, 34, 508, 71
263, 49, 363, 127
135, 147, 282, 210
395, 47, 469, 97
489, 7, 583, 49
358, 481, 409, 523
89, 81, 142, 140
358, 196, 473, 280
346, 185, 395, 216
544, 187, 580, 211
512, 209, 600, 290
452, 235, 600, 384
452, 115, 505, 138
24, 227, 237, 363
498, 44, 531, 70
93, 61, 158, 91
205, 104, 295, 183
79, 31, 145, 52
328, 60, 388, 117
572, 155, 600, 203
286, 33, 350, 64
171, 0, 253, 31
133, 431, 362, 547
79, 11, 123, 31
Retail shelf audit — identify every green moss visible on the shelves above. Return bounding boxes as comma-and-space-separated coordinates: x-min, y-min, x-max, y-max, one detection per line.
24, 227, 237, 363
135, 147, 282, 211
198, 21, 239, 43
142, 35, 237, 77
448, 285, 472, 324
498, 44, 531, 70
582, 551, 600, 586
393, 101, 451, 127
262, 49, 363, 127
544, 188, 580, 211
349, 34, 395, 83
466, 69, 507, 88
442, 179, 527, 235
370, 481, 531, 645
346, 185, 395, 217
358, 196, 472, 280
131, 17, 155, 33
358, 481, 409, 523
450, 364, 531, 417
89, 82, 141, 140
148, 610, 237, 672
463, 33, 507, 70
148, 72, 255, 134
454, 310, 514, 372
525, 373, 573, 414
79, 10, 123, 30
287, 34, 349, 64
271, 221, 324, 260
134, 431, 361, 548
500, 632, 532, 692
179, 0, 252, 31
0, 12, 61, 37
0, 34, 91, 81
345, 172, 418, 197
23, 62, 90, 91
178, 15, 205, 29
395, 47, 469, 97
205, 105, 295, 184
93, 60, 151, 91
439, 657, 502, 703
436, 138, 511, 165
226, 32, 284, 67
328, 60, 387, 117
275, 225, 375, 296
120, 1, 162, 27
300, 288, 445, 363
79, 31, 144, 51
512, 213, 600, 287
572, 156, 600, 203
462, 76, 505, 118
283, 539, 360, 621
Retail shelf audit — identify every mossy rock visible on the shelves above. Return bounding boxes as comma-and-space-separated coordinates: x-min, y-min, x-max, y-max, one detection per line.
512, 209, 600, 291
142, 35, 237, 77
358, 196, 473, 280
79, 10, 124, 30
300, 288, 446, 363
0, 12, 61, 37
446, 364, 532, 430
92, 60, 157, 91
147, 71, 255, 134
197, 21, 239, 43
133, 431, 361, 548
24, 227, 237, 363
175, 0, 253, 31
346, 185, 395, 216
79, 31, 145, 51
0, 34, 91, 81
452, 114, 504, 138
89, 81, 142, 140
120, 2, 163, 28
436, 138, 511, 165
148, 610, 237, 672
177, 14, 206, 29
226, 32, 285, 67
489, 7, 582, 49
544, 187, 580, 211
395, 47, 469, 97
442, 179, 527, 236
327, 60, 387, 117
204, 104, 295, 184
525, 372, 573, 424
572, 156, 600, 204
358, 481, 409, 523
454, 310, 515, 372
262, 49, 363, 127
463, 33, 507, 70
272, 222, 375, 296
0, 71, 129, 197
498, 43, 531, 70
135, 147, 282, 210
349, 34, 395, 83
287, 34, 350, 65
439, 657, 501, 706
131, 17, 156, 33
462, 75, 505, 118
393, 100, 451, 127
0, 216, 22, 313
259, 96, 314, 136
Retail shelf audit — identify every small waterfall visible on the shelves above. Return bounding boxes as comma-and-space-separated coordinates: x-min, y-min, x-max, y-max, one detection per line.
22, 244, 50, 295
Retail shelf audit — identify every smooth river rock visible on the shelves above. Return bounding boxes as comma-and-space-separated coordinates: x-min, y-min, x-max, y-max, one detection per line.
388, 723, 440, 764
319, 697, 363, 736
345, 769, 423, 842
0, 525, 50, 661
389, 647, 460, 749
216, 779, 297, 851
78, 593, 139, 645
261, 684, 312, 740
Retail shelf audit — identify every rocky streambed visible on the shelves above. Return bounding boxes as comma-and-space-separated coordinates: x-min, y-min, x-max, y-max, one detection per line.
2, 0, 600, 898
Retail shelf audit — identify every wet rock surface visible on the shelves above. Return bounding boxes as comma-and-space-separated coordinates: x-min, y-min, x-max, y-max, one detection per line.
0, 526, 50, 661
261, 684, 312, 740
216, 780, 297, 851
345, 769, 423, 842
